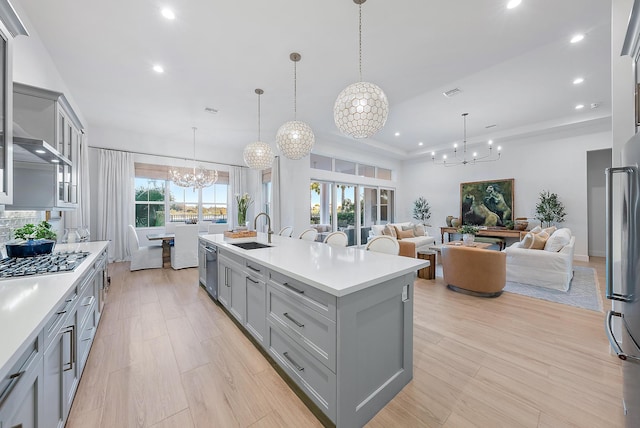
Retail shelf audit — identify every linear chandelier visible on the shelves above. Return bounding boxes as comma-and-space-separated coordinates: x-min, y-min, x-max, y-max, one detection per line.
431, 113, 501, 167
169, 127, 218, 189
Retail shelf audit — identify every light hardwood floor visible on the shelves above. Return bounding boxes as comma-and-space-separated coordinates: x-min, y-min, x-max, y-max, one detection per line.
66, 257, 623, 428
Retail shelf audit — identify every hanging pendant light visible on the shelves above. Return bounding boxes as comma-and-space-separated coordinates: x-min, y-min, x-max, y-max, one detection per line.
276, 52, 315, 160
169, 127, 218, 189
431, 113, 502, 167
334, 0, 389, 139
243, 89, 274, 170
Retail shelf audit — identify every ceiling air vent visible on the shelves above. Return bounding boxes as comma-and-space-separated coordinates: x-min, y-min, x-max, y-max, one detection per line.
204, 107, 218, 114
485, 124, 497, 129
443, 88, 462, 98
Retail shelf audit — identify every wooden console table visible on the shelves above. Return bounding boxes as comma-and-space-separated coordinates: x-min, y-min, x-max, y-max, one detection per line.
440, 227, 525, 245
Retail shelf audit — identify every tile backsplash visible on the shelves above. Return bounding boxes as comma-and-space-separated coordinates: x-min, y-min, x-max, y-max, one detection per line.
0, 211, 44, 246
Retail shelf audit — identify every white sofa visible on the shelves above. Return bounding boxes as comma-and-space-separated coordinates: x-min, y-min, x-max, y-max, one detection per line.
370, 222, 436, 258
504, 229, 575, 291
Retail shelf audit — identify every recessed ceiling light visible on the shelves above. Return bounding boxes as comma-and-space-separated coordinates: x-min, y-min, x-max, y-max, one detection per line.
51, 159, 60, 163
488, 140, 493, 145
575, 104, 585, 110
507, 0, 522, 9
418, 142, 423, 146
35, 149, 46, 154
161, 8, 175, 20
394, 132, 400, 137
570, 34, 585, 44
152, 64, 164, 73
431, 151, 435, 156
573, 77, 584, 85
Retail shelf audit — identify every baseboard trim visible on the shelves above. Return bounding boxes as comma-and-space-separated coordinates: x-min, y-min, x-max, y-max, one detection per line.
574, 254, 589, 262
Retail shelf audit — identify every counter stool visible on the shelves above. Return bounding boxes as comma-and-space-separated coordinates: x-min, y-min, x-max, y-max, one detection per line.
417, 250, 436, 280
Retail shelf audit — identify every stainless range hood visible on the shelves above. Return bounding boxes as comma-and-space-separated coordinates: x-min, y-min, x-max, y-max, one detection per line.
13, 136, 71, 165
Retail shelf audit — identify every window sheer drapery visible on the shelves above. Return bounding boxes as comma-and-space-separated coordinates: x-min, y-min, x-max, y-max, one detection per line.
96, 149, 135, 261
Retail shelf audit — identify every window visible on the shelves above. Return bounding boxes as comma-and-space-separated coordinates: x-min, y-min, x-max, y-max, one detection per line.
263, 168, 272, 216
310, 155, 392, 181
134, 163, 229, 227
135, 178, 165, 227
201, 183, 228, 223
310, 154, 332, 171
310, 180, 394, 247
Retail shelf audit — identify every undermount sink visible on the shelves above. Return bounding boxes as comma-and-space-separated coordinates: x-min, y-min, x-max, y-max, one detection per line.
231, 241, 272, 250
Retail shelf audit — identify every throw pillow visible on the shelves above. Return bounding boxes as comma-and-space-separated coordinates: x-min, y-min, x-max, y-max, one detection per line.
542, 226, 557, 236
397, 229, 415, 239
529, 226, 542, 234
521, 232, 534, 248
528, 231, 550, 250
401, 225, 414, 231
544, 228, 571, 252
383, 224, 397, 238
413, 224, 426, 236
371, 225, 385, 236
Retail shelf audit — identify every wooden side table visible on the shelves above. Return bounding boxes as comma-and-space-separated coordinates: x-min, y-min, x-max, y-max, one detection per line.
417, 250, 436, 280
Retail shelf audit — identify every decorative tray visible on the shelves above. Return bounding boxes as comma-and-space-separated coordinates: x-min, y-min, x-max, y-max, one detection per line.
224, 230, 257, 239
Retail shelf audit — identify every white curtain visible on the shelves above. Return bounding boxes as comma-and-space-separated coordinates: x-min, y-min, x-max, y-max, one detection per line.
63, 136, 91, 232
96, 149, 134, 262
228, 166, 245, 228
271, 156, 282, 232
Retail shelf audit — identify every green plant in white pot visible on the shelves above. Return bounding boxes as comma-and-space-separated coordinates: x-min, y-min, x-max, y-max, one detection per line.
457, 224, 479, 246
412, 197, 432, 226
535, 190, 566, 227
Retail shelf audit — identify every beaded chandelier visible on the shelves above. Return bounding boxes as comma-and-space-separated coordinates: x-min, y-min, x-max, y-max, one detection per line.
169, 127, 218, 189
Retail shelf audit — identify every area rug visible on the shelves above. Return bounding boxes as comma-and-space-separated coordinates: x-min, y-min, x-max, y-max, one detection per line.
503, 266, 603, 312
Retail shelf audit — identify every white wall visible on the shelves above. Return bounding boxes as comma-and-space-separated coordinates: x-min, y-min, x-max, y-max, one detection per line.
399, 124, 612, 261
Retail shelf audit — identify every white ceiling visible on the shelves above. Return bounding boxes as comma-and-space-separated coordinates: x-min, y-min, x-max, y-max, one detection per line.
15, 0, 612, 161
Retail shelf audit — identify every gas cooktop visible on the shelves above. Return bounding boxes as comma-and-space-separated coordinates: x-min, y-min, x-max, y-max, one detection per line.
0, 251, 91, 279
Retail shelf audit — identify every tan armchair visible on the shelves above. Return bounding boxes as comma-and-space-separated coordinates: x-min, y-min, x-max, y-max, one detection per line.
441, 245, 506, 297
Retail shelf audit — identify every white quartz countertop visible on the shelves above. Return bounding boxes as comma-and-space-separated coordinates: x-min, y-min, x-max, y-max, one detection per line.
200, 233, 429, 297
0, 241, 109, 379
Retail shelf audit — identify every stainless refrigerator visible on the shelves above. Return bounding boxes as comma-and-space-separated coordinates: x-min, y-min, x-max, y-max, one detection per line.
606, 133, 640, 428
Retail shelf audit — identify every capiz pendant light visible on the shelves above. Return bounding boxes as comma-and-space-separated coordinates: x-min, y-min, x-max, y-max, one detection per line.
334, 0, 389, 139
276, 52, 315, 160
243, 89, 274, 170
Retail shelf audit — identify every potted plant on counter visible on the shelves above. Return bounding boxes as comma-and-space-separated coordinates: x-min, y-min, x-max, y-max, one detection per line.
8, 221, 58, 257
457, 224, 479, 246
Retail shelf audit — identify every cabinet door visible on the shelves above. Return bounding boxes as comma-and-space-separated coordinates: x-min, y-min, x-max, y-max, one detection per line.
218, 260, 231, 309
245, 275, 266, 345
43, 313, 77, 428
0, 359, 43, 428
228, 264, 245, 324
0, 19, 12, 204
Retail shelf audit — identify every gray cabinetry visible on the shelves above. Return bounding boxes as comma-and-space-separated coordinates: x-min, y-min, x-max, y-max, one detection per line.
245, 272, 266, 345
10, 82, 83, 210
218, 251, 245, 323
0, 336, 42, 428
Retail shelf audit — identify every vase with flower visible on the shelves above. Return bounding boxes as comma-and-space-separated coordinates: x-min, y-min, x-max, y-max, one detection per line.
236, 193, 253, 230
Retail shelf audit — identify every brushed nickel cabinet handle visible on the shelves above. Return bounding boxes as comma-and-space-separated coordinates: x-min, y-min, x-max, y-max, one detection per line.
247, 276, 259, 284
247, 264, 261, 272
283, 352, 304, 372
283, 312, 304, 328
0, 370, 25, 407
283, 282, 304, 294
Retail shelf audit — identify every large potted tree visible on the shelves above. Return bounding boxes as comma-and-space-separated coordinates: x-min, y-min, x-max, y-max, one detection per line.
412, 197, 431, 226
535, 190, 566, 227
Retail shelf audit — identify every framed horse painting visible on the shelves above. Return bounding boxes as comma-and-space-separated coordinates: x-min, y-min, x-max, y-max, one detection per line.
460, 178, 514, 226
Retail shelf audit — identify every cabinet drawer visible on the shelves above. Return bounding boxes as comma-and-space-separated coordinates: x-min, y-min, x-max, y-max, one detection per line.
219, 249, 245, 267
76, 275, 97, 328
0, 335, 40, 410
244, 260, 265, 278
268, 324, 336, 422
44, 289, 78, 349
268, 285, 336, 371
268, 270, 336, 321
77, 304, 97, 372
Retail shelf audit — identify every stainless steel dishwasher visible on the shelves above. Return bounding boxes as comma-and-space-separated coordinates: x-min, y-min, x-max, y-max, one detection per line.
198, 241, 218, 300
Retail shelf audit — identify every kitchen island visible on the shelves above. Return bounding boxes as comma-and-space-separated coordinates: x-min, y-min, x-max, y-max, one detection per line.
200, 233, 429, 427
0, 241, 109, 428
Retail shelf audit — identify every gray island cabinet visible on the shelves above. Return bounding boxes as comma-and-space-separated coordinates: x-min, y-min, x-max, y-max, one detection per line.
201, 233, 428, 427
0, 241, 109, 428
